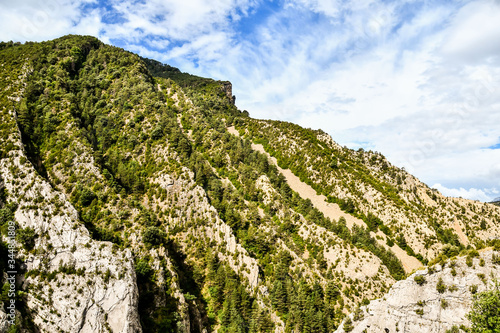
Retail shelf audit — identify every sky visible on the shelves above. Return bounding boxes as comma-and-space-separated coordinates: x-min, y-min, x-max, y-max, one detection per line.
1, 0, 500, 202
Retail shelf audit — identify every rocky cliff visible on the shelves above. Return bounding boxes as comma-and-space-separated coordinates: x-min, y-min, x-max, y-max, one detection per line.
221, 81, 236, 105
0, 38, 142, 333
335, 249, 500, 333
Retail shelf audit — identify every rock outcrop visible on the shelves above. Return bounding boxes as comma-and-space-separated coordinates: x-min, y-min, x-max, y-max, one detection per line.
0, 51, 142, 332
221, 81, 236, 104
335, 250, 500, 333
0, 143, 142, 333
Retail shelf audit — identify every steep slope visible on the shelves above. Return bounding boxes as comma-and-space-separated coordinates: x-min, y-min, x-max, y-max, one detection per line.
1, 35, 499, 333
0, 35, 294, 332
0, 37, 141, 333
228, 126, 422, 274
236, 119, 500, 263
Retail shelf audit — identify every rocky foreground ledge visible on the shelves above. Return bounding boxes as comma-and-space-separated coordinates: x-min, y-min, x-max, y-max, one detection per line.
335, 250, 499, 333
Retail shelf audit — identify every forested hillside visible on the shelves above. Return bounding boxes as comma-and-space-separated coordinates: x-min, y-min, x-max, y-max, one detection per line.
0, 35, 499, 333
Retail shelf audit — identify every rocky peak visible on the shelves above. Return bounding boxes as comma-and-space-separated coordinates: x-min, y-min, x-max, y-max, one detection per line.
221, 81, 236, 104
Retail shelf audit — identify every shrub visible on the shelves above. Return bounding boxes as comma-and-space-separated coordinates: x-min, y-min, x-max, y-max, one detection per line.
353, 308, 363, 321
135, 259, 152, 280
79, 188, 96, 206
436, 277, 446, 293
142, 226, 166, 247
16, 227, 37, 251
470, 285, 478, 294
445, 325, 460, 333
343, 317, 354, 332
467, 283, 500, 332
414, 275, 426, 286
466, 256, 473, 267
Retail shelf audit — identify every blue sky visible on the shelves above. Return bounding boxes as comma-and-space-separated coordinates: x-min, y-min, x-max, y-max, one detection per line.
1, 0, 500, 201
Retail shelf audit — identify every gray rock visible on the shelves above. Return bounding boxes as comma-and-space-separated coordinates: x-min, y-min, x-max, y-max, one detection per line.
335, 250, 500, 333
0, 146, 142, 332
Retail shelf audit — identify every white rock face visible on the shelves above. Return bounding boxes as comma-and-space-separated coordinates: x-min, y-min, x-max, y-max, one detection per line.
335, 250, 500, 333
165, 169, 261, 291
0, 146, 142, 332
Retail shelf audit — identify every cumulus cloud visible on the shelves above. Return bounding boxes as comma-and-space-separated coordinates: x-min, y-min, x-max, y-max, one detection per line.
431, 183, 498, 202
245, 0, 500, 202
440, 0, 500, 64
0, 0, 258, 61
0, 0, 82, 41
319, 0, 500, 199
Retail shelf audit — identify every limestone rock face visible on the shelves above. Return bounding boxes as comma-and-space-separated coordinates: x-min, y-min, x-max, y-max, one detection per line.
0, 142, 142, 333
335, 250, 500, 333
164, 169, 261, 291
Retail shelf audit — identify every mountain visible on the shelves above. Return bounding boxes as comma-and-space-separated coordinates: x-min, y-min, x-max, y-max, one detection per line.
0, 35, 499, 332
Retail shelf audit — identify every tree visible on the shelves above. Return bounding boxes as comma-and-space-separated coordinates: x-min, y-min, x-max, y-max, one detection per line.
467, 282, 500, 332
343, 317, 354, 332
16, 227, 37, 251
271, 280, 287, 314
436, 277, 446, 293
79, 187, 96, 206
135, 259, 153, 281
142, 226, 166, 247
414, 275, 426, 286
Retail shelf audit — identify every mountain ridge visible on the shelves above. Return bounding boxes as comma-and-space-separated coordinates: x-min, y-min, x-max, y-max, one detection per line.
0, 35, 499, 333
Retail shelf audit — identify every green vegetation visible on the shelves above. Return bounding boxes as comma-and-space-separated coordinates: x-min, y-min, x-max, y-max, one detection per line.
467, 282, 500, 332
0, 35, 248, 332
16, 227, 37, 251
436, 277, 447, 293
414, 275, 426, 285
2, 35, 500, 332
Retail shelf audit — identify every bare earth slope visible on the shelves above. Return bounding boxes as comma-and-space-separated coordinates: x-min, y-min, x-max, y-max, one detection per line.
228, 126, 422, 273
237, 119, 500, 263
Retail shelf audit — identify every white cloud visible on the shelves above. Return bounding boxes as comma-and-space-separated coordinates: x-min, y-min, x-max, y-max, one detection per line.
0, 0, 81, 41
285, 0, 342, 17
223, 0, 500, 202
431, 183, 498, 202
441, 0, 500, 64
0, 0, 258, 54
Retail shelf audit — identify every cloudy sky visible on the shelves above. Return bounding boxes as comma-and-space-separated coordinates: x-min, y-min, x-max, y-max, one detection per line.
1, 0, 500, 201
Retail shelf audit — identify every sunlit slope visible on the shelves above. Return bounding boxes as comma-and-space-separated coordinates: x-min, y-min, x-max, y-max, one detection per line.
1, 35, 499, 333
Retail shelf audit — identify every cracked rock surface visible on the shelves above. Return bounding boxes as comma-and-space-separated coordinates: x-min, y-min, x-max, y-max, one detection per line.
335, 250, 500, 333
